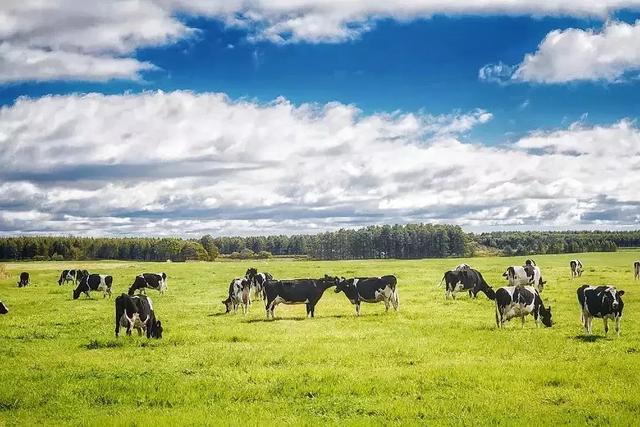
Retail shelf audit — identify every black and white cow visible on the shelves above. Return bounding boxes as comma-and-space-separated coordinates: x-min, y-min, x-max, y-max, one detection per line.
495, 286, 552, 328
222, 278, 252, 314
570, 259, 584, 278
127, 273, 167, 295
439, 269, 496, 300
0, 300, 8, 314
263, 275, 339, 319
245, 268, 273, 300
525, 259, 536, 267
454, 263, 471, 271
17, 272, 29, 287
634, 261, 639, 280
57, 269, 87, 286
115, 294, 163, 338
577, 285, 625, 336
73, 274, 113, 299
335, 275, 399, 315
503, 265, 546, 292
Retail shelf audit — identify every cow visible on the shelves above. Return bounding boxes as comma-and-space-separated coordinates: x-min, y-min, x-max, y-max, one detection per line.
17, 272, 29, 287
127, 273, 167, 295
57, 269, 88, 286
222, 278, 252, 314
115, 294, 163, 338
0, 300, 7, 314
73, 274, 113, 299
503, 265, 546, 292
263, 275, 339, 319
335, 275, 399, 315
495, 286, 552, 328
577, 285, 625, 336
439, 269, 496, 300
634, 261, 639, 280
525, 259, 536, 267
245, 268, 273, 300
454, 263, 471, 271
570, 259, 584, 278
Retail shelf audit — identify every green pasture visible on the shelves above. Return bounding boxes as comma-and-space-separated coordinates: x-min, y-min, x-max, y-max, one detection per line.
1, 251, 639, 425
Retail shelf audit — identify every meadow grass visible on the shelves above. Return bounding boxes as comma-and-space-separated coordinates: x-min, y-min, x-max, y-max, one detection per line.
1, 252, 639, 426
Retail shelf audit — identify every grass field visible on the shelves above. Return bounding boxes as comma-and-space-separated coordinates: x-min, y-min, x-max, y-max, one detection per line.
1, 252, 639, 425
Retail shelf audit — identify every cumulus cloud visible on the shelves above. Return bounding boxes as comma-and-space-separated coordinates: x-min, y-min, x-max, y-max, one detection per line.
0, 91, 639, 236
2, 1, 640, 82
481, 20, 640, 84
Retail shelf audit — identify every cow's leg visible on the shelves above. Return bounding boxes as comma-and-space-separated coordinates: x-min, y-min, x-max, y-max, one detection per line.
383, 298, 390, 312
355, 303, 361, 316
495, 306, 501, 328
615, 316, 621, 336
603, 318, 609, 335
391, 290, 399, 311
521, 315, 525, 328
306, 304, 311, 318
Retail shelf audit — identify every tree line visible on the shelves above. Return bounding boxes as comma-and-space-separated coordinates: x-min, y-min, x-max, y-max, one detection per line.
0, 226, 636, 262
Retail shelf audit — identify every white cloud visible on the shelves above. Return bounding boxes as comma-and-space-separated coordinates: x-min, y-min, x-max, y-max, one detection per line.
0, 91, 639, 236
2, 1, 640, 82
481, 20, 640, 84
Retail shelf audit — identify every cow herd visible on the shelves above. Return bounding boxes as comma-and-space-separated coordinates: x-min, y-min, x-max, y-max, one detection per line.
0, 258, 637, 340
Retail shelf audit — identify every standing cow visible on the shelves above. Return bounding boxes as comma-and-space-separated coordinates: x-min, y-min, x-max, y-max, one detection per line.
263, 275, 338, 319
222, 278, 252, 314
0, 300, 8, 314
634, 261, 639, 280
128, 273, 167, 295
115, 294, 163, 338
335, 275, 399, 315
570, 260, 584, 278
57, 269, 88, 286
439, 268, 495, 300
73, 274, 113, 299
577, 285, 625, 336
245, 268, 273, 301
495, 286, 552, 328
503, 265, 546, 292
17, 272, 30, 287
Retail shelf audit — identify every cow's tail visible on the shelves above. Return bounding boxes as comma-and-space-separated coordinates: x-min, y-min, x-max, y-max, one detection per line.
437, 275, 445, 288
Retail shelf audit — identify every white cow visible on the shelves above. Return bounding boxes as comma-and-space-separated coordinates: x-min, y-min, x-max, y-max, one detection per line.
502, 265, 546, 292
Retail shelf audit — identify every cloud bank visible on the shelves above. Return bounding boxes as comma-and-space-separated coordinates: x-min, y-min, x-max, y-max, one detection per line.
481, 20, 640, 84
2, 1, 639, 82
1, 91, 639, 236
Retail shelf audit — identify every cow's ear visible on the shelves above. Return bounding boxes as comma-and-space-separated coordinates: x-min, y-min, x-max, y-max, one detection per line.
541, 280, 547, 284
618, 290, 625, 296
547, 305, 551, 312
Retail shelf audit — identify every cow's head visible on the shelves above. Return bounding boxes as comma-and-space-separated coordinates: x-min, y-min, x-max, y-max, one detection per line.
602, 287, 624, 312
335, 277, 358, 300
321, 275, 339, 287
525, 259, 536, 267
502, 267, 515, 279
245, 268, 257, 279
539, 305, 552, 327
536, 277, 547, 292
222, 298, 233, 313
149, 319, 163, 339
72, 282, 84, 300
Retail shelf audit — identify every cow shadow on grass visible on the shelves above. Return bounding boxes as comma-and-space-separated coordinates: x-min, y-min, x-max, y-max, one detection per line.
242, 314, 352, 323
207, 312, 229, 317
573, 334, 606, 343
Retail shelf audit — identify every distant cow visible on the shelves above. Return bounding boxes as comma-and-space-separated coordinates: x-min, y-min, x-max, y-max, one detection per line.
454, 263, 471, 271
264, 276, 338, 318
245, 268, 273, 300
17, 272, 29, 287
634, 261, 639, 280
495, 286, 552, 328
503, 265, 546, 292
115, 294, 163, 338
57, 269, 88, 286
440, 269, 495, 300
577, 285, 625, 336
335, 275, 399, 315
128, 273, 167, 295
73, 274, 113, 299
222, 278, 251, 314
0, 300, 8, 314
570, 259, 583, 278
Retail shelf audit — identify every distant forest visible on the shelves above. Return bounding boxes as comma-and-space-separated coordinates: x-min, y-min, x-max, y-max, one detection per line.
0, 225, 637, 262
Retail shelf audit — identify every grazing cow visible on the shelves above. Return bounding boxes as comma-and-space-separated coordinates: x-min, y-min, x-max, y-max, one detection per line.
245, 268, 273, 300
439, 269, 495, 300
222, 278, 252, 314
57, 269, 86, 286
73, 274, 113, 299
335, 275, 399, 315
570, 259, 584, 278
264, 275, 338, 318
127, 273, 167, 295
634, 261, 639, 280
503, 265, 546, 292
577, 285, 625, 336
115, 294, 163, 338
17, 272, 29, 287
495, 286, 552, 328
0, 300, 7, 314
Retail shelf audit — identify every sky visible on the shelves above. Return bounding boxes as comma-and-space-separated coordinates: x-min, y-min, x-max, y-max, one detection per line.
1, 1, 640, 237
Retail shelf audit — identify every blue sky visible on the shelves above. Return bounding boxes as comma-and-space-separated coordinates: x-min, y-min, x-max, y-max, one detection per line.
1, 2, 640, 236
